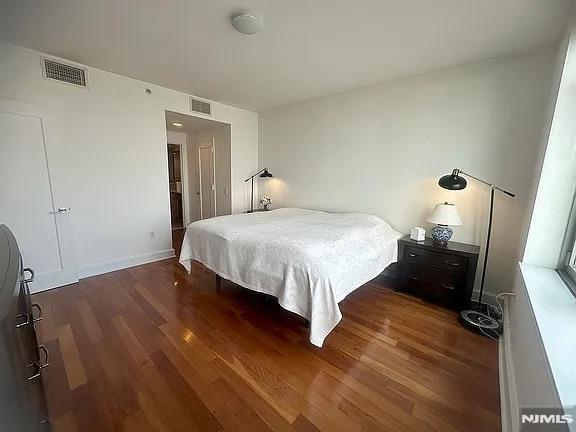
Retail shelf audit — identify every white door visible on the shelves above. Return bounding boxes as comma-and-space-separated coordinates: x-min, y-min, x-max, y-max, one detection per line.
198, 140, 216, 219
0, 99, 77, 292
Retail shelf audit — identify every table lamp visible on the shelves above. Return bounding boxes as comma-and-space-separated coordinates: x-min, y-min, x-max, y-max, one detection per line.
426, 202, 462, 245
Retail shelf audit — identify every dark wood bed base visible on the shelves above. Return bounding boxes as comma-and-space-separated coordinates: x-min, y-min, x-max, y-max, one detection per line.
214, 273, 310, 328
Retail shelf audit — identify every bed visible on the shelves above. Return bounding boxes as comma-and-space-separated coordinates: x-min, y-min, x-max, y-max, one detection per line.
179, 207, 402, 347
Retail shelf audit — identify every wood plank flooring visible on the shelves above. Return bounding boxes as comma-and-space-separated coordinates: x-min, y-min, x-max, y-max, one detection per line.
32, 257, 500, 432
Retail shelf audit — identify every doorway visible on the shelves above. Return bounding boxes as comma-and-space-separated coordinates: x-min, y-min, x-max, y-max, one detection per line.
167, 143, 184, 230
165, 111, 232, 253
198, 140, 216, 219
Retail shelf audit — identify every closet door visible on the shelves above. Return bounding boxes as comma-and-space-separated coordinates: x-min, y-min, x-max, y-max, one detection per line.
198, 140, 216, 219
0, 99, 77, 292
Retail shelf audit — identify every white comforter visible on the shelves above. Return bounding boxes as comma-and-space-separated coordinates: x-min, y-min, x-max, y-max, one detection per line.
179, 208, 402, 347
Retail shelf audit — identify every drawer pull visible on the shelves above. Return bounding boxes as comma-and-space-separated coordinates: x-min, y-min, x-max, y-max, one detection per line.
445, 261, 461, 267
38, 345, 50, 369
409, 276, 419, 281
23, 267, 35, 283
442, 282, 456, 290
27, 362, 41, 381
409, 253, 418, 258
15, 312, 31, 328
31, 303, 43, 323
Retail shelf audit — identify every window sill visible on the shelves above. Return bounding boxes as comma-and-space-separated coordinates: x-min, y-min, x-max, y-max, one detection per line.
558, 268, 576, 298
520, 262, 576, 407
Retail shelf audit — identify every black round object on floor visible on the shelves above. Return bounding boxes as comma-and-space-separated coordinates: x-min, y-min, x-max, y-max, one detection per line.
459, 309, 502, 337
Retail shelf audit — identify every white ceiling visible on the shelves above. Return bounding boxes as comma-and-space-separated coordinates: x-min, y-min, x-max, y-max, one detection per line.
0, 0, 573, 111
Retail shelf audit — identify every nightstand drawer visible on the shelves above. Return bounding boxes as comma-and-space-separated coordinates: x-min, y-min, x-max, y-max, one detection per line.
404, 263, 466, 284
405, 278, 460, 306
404, 265, 462, 305
404, 246, 468, 275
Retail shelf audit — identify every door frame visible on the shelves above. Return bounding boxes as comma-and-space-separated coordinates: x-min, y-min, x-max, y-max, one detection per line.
166, 136, 190, 227
198, 139, 216, 219
0, 98, 78, 292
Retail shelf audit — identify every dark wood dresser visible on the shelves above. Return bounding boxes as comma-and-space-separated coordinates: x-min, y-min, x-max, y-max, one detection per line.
0, 225, 50, 431
397, 235, 480, 310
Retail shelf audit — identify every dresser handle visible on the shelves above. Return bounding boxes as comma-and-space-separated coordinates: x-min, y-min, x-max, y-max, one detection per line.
15, 312, 31, 328
409, 276, 419, 281
23, 268, 35, 283
27, 362, 41, 381
442, 282, 456, 290
409, 253, 418, 258
38, 345, 50, 369
31, 303, 43, 323
445, 261, 461, 267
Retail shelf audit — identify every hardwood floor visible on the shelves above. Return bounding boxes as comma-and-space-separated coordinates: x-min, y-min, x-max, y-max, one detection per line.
172, 227, 185, 257
32, 258, 500, 432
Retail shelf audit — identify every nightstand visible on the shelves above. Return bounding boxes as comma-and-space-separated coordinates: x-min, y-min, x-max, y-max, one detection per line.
246, 208, 270, 213
397, 235, 480, 310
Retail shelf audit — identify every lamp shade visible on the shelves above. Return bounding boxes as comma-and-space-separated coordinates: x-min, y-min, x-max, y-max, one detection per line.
426, 202, 462, 226
259, 168, 273, 178
438, 170, 467, 190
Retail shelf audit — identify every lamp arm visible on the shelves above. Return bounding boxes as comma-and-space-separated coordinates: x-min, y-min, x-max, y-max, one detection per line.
456, 169, 516, 198
244, 168, 267, 182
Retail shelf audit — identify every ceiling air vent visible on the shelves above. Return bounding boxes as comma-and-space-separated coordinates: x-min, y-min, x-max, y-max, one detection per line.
42, 57, 88, 88
190, 97, 211, 116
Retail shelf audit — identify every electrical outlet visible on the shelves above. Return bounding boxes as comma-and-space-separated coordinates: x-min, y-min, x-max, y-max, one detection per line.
148, 231, 156, 240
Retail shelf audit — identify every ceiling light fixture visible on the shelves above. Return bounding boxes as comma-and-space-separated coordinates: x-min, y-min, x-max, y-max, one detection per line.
172, 122, 183, 127
231, 12, 262, 35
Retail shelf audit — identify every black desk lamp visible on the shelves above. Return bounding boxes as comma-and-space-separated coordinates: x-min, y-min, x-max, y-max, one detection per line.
438, 169, 515, 334
245, 168, 273, 213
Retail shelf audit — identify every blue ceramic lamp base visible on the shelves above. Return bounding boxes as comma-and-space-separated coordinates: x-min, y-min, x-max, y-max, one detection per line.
431, 225, 453, 245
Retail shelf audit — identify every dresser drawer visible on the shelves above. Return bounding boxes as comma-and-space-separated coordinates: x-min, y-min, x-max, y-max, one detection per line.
404, 246, 468, 275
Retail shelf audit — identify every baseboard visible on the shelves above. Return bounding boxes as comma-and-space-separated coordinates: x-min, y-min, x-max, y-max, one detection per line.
78, 249, 176, 279
472, 290, 499, 306
499, 299, 519, 432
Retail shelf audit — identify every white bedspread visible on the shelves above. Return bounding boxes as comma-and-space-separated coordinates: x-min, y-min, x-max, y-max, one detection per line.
179, 208, 402, 347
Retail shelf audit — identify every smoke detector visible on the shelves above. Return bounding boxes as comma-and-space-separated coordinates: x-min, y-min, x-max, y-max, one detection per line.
231, 13, 262, 35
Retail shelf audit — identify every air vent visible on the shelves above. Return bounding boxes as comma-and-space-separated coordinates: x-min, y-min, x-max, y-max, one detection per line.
42, 58, 88, 88
190, 97, 211, 116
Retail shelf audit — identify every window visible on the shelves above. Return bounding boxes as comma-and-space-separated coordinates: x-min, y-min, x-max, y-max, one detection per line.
568, 237, 576, 279
559, 198, 576, 293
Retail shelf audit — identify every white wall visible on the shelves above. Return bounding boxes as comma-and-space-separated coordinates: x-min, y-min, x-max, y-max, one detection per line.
259, 48, 556, 297
0, 42, 258, 278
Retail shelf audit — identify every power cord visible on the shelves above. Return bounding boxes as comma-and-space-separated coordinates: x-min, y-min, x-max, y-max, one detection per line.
478, 292, 516, 341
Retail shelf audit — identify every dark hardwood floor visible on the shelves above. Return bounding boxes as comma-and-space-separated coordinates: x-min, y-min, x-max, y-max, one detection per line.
32, 257, 500, 432
172, 227, 185, 257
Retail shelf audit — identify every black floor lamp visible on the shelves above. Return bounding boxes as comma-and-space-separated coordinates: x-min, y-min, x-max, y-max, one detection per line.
438, 168, 515, 334
245, 168, 273, 213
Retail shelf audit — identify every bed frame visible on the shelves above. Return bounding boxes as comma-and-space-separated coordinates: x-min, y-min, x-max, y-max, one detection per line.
214, 273, 310, 328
